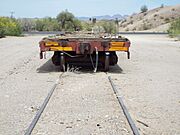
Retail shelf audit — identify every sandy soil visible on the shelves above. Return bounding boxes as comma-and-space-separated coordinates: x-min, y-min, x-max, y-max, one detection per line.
110, 34, 180, 135
0, 34, 180, 135
0, 36, 60, 135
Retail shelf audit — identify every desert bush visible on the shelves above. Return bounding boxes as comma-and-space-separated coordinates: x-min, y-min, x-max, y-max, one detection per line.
171, 17, 175, 20
0, 17, 22, 37
92, 25, 104, 34
121, 19, 126, 23
168, 18, 180, 37
125, 28, 129, 31
154, 14, 158, 17
164, 18, 170, 23
142, 22, 151, 30
143, 13, 147, 16
141, 5, 148, 13
160, 16, 164, 19
132, 27, 136, 31
81, 21, 93, 31
101, 21, 117, 34
130, 20, 134, 25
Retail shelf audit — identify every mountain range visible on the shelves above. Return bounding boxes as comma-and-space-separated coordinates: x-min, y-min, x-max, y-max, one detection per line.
77, 14, 128, 21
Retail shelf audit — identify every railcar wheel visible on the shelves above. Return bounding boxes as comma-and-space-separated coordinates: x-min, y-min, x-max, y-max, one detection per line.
104, 52, 110, 72
60, 53, 66, 72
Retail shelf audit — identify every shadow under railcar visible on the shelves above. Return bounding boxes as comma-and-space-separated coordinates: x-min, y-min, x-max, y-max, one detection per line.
37, 58, 123, 74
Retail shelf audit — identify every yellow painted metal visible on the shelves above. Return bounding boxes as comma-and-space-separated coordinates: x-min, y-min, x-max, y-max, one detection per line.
109, 47, 128, 51
50, 47, 72, 51
45, 42, 59, 46
45, 41, 128, 51
109, 41, 128, 51
111, 42, 124, 47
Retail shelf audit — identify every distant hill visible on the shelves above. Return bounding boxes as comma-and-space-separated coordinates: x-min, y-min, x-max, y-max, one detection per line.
119, 4, 180, 32
78, 14, 128, 21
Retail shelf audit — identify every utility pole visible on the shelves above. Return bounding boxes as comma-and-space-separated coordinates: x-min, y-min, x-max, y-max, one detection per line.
10, 11, 15, 18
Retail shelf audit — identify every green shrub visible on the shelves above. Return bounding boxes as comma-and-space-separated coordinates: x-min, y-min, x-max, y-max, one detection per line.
0, 17, 22, 37
168, 18, 180, 37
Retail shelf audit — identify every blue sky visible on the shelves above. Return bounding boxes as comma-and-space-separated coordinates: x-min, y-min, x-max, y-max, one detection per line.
0, 0, 179, 18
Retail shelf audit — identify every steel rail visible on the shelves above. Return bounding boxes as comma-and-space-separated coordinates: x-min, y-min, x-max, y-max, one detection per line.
108, 76, 140, 135
24, 73, 64, 135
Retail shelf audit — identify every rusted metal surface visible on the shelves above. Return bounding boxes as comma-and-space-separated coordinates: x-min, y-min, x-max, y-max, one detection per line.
39, 36, 130, 55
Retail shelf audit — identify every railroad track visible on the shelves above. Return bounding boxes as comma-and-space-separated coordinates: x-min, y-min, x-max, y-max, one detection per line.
108, 76, 139, 135
24, 72, 139, 135
24, 73, 64, 135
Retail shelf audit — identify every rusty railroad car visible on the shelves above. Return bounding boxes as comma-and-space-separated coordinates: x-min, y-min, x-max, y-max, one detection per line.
39, 34, 130, 72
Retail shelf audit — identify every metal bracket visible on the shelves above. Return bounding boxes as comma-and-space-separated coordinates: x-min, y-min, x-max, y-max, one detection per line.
94, 47, 98, 73
127, 51, 130, 59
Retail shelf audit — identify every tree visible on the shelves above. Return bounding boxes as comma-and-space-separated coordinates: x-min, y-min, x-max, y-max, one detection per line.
56, 10, 82, 31
57, 10, 75, 30
115, 18, 119, 25
18, 18, 36, 31
161, 4, 164, 8
92, 18, 96, 24
141, 5, 148, 13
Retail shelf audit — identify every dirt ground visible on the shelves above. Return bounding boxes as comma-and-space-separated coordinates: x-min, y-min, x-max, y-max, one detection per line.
0, 34, 179, 135
111, 34, 180, 135
31, 73, 132, 135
